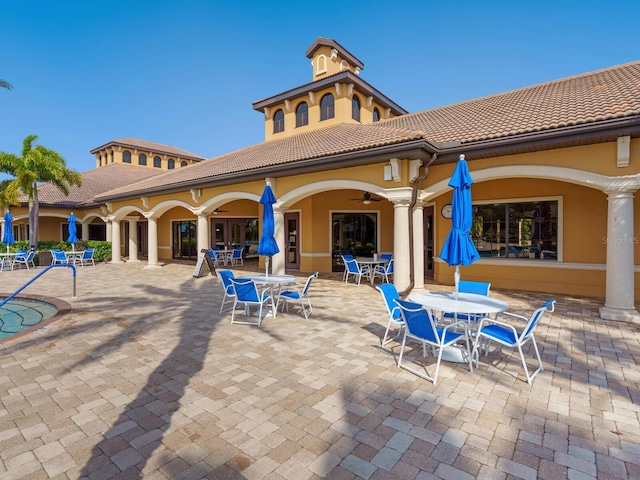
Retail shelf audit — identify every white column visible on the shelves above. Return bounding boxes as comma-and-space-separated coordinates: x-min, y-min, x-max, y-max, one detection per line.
145, 217, 159, 268
272, 209, 285, 274
128, 218, 139, 262
197, 213, 209, 253
393, 201, 411, 292
0, 218, 5, 242
600, 189, 640, 321
106, 220, 112, 242
111, 219, 122, 263
412, 205, 425, 291
82, 222, 89, 242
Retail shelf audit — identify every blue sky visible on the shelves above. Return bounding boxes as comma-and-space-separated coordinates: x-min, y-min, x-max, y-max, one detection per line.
1, 0, 639, 175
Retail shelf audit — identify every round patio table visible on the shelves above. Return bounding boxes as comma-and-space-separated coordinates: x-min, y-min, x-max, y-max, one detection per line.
236, 274, 297, 318
408, 291, 509, 363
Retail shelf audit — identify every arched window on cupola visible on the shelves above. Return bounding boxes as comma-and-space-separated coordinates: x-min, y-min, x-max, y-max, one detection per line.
352, 95, 361, 122
373, 107, 380, 122
296, 102, 308, 127
320, 93, 334, 121
273, 109, 285, 133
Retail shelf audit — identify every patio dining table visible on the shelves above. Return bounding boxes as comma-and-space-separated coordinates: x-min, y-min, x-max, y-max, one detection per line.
65, 251, 85, 264
408, 291, 509, 363
355, 257, 388, 285
236, 274, 297, 318
212, 248, 234, 266
0, 252, 17, 271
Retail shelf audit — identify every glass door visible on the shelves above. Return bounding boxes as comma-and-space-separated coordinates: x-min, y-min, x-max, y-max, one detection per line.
172, 220, 197, 260
424, 206, 434, 279
331, 212, 377, 271
285, 212, 300, 270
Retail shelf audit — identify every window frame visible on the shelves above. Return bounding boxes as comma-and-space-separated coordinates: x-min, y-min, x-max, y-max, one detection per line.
295, 101, 309, 128
122, 151, 132, 163
352, 95, 361, 122
138, 153, 147, 166
273, 109, 285, 134
153, 156, 161, 168
373, 107, 380, 122
320, 93, 335, 121
168, 158, 175, 169
469, 196, 563, 262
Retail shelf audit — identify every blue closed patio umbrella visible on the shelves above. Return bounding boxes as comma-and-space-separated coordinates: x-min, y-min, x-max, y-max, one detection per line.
440, 154, 480, 298
257, 185, 280, 277
67, 212, 78, 251
3, 211, 14, 253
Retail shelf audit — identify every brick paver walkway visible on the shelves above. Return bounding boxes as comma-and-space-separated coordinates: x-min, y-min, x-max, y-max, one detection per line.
1, 262, 639, 479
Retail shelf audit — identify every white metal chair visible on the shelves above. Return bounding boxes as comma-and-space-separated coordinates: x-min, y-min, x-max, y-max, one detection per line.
472, 300, 555, 384
230, 247, 244, 266
373, 258, 394, 284
51, 249, 69, 265
340, 254, 354, 281
14, 250, 36, 270
277, 272, 318, 319
79, 248, 95, 266
375, 283, 404, 346
229, 278, 271, 327
394, 298, 472, 385
0, 256, 13, 271
343, 258, 369, 286
218, 269, 236, 314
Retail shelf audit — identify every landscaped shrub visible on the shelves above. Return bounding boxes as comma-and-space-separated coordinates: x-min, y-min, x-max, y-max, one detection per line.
6, 240, 112, 263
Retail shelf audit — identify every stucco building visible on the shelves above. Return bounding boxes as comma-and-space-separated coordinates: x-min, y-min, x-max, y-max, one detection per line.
3, 37, 640, 322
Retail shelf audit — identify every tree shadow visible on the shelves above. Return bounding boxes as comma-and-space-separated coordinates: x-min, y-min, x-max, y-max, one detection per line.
74, 277, 221, 478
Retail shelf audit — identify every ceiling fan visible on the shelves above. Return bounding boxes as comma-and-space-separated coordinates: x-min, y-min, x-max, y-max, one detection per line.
213, 208, 229, 214
350, 192, 381, 205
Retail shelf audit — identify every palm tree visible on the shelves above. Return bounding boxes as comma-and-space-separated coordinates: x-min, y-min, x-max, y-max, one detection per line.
0, 79, 12, 90
0, 135, 82, 249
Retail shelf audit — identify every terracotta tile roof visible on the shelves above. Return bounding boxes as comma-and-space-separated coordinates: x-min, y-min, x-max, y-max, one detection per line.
377, 60, 640, 145
95, 124, 424, 199
54, 59, 640, 204
31, 163, 165, 207
89, 138, 206, 161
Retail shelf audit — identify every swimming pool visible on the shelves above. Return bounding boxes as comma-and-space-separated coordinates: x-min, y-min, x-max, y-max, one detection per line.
0, 295, 69, 340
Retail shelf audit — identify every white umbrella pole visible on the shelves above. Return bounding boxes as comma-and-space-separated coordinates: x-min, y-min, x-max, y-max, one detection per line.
454, 266, 460, 300
265, 256, 269, 278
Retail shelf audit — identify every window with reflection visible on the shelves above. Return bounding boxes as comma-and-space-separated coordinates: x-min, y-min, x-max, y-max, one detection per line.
273, 109, 285, 133
331, 212, 377, 271
373, 107, 380, 122
470, 200, 559, 260
295, 102, 308, 127
181, 161, 187, 167
153, 156, 161, 168
138, 153, 147, 166
123, 151, 131, 163
320, 93, 335, 121
168, 158, 175, 169
352, 95, 361, 122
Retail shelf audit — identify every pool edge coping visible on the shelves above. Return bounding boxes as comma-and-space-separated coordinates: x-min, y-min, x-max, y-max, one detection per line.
0, 293, 72, 344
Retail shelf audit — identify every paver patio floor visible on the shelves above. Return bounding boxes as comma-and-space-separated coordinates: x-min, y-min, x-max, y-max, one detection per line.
1, 262, 639, 479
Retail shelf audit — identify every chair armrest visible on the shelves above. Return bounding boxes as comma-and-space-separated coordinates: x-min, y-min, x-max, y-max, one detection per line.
497, 311, 529, 322
443, 320, 470, 335
475, 316, 520, 337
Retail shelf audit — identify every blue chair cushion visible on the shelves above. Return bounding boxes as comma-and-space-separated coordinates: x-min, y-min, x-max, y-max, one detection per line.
480, 324, 517, 345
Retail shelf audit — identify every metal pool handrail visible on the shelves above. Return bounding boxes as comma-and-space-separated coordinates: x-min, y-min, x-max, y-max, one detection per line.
0, 264, 77, 309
